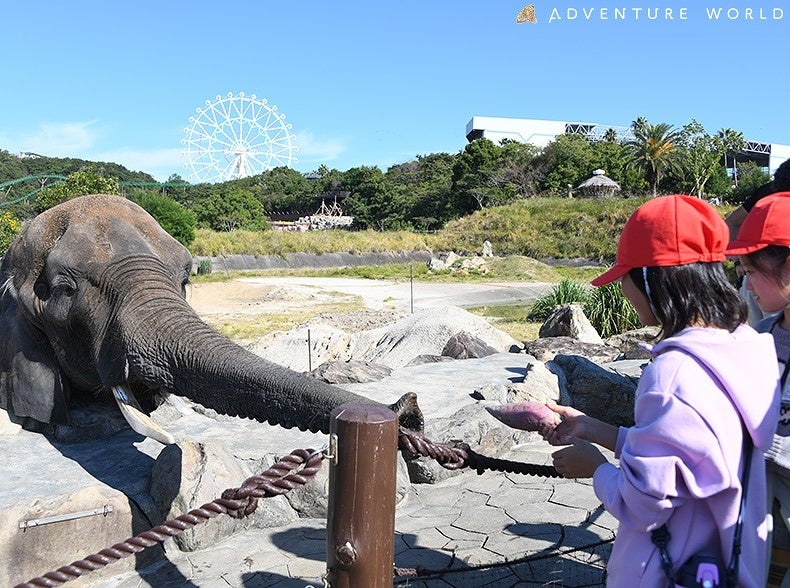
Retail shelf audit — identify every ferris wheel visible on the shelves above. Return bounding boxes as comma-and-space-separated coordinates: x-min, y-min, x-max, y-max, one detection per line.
181, 92, 298, 183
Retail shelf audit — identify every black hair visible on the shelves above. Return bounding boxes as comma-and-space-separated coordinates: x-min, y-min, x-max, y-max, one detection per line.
773, 158, 790, 192
628, 263, 746, 340
745, 245, 790, 285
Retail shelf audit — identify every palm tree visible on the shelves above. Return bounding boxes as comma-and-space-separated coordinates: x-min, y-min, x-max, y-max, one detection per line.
716, 128, 745, 187
626, 117, 682, 197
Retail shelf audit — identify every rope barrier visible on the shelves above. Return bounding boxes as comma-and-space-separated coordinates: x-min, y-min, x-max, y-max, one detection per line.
397, 428, 562, 478
14, 447, 325, 588
16, 429, 562, 586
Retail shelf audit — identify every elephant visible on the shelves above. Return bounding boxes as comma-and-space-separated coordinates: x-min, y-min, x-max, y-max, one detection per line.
0, 194, 422, 442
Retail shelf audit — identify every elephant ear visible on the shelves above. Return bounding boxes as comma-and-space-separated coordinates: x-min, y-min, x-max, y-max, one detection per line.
0, 282, 70, 425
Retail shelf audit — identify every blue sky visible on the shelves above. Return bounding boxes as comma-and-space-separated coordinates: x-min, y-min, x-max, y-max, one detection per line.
2, 1, 788, 181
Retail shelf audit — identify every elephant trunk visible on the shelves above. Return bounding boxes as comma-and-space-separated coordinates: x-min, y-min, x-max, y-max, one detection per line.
110, 267, 404, 434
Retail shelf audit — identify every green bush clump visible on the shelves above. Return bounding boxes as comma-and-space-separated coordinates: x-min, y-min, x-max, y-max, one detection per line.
527, 279, 591, 321
527, 277, 641, 338
583, 282, 641, 338
0, 210, 22, 253
137, 193, 197, 247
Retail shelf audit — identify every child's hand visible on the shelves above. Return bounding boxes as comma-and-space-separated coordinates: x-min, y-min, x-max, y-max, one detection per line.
551, 437, 607, 478
542, 402, 589, 446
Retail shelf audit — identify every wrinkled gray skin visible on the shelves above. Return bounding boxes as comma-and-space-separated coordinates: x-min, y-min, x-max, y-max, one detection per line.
0, 194, 422, 436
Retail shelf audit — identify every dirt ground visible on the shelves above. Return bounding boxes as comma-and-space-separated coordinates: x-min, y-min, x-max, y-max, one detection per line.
186, 276, 551, 343
187, 278, 365, 318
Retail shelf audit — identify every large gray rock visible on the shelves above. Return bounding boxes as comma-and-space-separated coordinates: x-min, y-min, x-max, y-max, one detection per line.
254, 306, 520, 371
552, 354, 637, 427
353, 307, 519, 368
524, 336, 621, 364
150, 441, 298, 552
1, 484, 149, 587
605, 327, 660, 360
441, 331, 499, 359
508, 360, 572, 406
539, 304, 604, 345
309, 360, 392, 384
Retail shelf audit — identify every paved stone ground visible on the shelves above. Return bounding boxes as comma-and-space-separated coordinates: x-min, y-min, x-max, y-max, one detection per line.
5, 352, 618, 588
90, 440, 616, 588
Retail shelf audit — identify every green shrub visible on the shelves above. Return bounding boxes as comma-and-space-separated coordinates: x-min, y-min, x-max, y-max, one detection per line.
0, 210, 21, 253
137, 193, 197, 247
33, 168, 120, 213
197, 258, 212, 275
527, 277, 641, 337
527, 278, 591, 321
584, 282, 642, 338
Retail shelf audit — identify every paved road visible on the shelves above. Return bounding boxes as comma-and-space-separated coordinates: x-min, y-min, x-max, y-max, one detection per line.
239, 276, 555, 312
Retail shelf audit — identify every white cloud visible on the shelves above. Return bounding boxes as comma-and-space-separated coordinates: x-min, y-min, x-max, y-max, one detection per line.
294, 130, 347, 162
4, 121, 99, 157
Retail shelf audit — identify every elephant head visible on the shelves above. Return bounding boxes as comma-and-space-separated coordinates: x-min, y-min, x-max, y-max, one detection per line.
0, 194, 422, 440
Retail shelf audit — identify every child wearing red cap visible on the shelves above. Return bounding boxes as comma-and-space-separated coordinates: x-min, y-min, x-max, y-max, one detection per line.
726, 192, 790, 587
544, 194, 779, 587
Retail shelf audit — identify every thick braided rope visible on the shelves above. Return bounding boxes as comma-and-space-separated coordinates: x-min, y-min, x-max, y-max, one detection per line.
397, 429, 561, 478
15, 448, 324, 588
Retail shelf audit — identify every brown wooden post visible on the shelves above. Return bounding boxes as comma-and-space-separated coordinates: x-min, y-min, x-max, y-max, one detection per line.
326, 403, 398, 587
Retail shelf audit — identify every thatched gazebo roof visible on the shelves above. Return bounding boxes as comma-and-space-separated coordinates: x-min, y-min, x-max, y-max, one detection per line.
576, 169, 620, 198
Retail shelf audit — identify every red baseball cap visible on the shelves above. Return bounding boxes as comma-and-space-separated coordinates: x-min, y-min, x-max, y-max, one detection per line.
725, 192, 790, 255
592, 194, 728, 286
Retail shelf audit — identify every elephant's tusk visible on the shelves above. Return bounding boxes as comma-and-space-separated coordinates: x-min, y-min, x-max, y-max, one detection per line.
112, 385, 175, 445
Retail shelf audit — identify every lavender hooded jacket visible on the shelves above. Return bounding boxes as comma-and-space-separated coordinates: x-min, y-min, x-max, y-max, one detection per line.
593, 325, 780, 587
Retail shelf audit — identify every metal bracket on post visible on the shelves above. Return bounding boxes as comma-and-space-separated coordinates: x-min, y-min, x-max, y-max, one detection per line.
327, 433, 339, 465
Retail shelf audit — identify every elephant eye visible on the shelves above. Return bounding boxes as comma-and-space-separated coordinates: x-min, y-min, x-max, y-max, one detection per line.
33, 281, 49, 300
52, 276, 77, 297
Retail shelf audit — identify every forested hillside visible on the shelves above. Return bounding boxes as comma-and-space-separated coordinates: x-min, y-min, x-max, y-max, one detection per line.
0, 116, 770, 255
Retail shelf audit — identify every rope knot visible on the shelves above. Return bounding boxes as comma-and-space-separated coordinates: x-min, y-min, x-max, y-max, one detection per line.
220, 488, 259, 519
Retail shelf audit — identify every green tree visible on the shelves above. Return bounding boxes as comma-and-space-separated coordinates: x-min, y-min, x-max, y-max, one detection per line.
384, 152, 457, 230
0, 150, 27, 184
495, 140, 541, 198
33, 167, 121, 213
193, 186, 268, 231
536, 133, 597, 195
676, 120, 724, 198
729, 161, 770, 204
590, 132, 644, 194
340, 166, 388, 229
451, 139, 520, 214
716, 128, 745, 187
255, 166, 319, 213
136, 192, 197, 246
625, 117, 681, 197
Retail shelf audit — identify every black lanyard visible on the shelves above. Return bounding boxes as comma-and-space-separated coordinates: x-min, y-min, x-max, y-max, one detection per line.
769, 316, 790, 389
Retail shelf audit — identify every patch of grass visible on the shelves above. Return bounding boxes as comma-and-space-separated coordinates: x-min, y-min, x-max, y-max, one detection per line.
204, 300, 367, 342
553, 265, 608, 283
190, 256, 577, 285
467, 303, 543, 343
526, 279, 592, 321
584, 282, 641, 338
189, 198, 739, 265
191, 228, 442, 257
